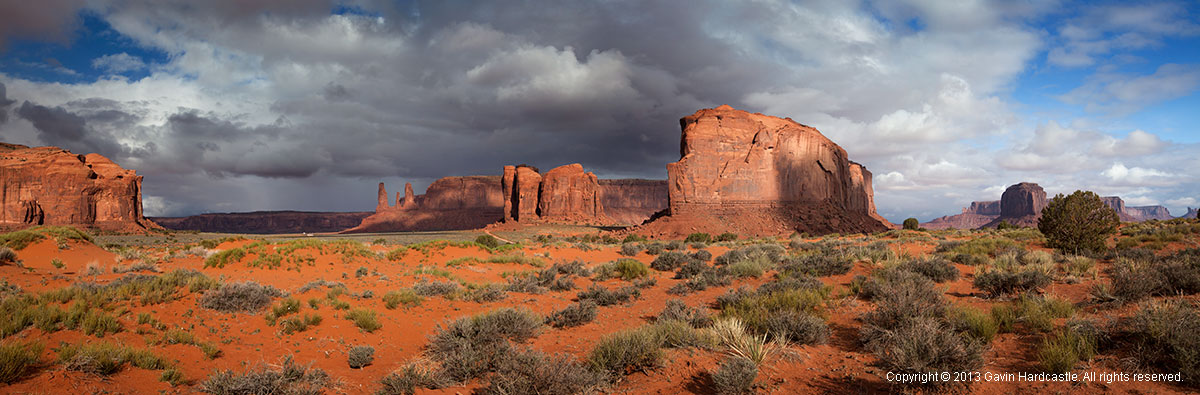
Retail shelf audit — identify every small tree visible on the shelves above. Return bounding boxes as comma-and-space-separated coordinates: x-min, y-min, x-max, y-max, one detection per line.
996, 220, 1017, 230
1037, 191, 1119, 254
902, 218, 919, 230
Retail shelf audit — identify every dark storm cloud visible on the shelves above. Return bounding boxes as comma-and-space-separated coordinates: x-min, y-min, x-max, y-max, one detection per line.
14, 100, 128, 157
0, 0, 86, 50
0, 82, 13, 124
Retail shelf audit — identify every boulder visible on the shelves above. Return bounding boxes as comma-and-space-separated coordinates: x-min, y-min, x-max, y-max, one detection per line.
0, 143, 158, 232
643, 105, 889, 237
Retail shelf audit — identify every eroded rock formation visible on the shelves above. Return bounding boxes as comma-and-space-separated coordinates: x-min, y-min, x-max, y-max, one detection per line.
599, 179, 668, 225
153, 211, 371, 234
0, 143, 158, 232
641, 105, 890, 237
981, 182, 1048, 228
924, 183, 1177, 229
344, 176, 505, 233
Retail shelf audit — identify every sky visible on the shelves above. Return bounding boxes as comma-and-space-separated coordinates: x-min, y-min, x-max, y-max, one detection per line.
0, 0, 1197, 223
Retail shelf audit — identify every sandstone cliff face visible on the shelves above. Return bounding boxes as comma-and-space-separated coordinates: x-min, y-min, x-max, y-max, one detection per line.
1126, 205, 1173, 221
599, 179, 668, 225
980, 182, 1048, 228
643, 106, 889, 237
344, 176, 504, 233
0, 143, 157, 232
967, 201, 1001, 216
538, 164, 603, 221
153, 211, 370, 234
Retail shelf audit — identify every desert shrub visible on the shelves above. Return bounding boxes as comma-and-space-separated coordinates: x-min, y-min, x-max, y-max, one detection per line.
666, 240, 685, 250
427, 308, 542, 382
264, 298, 302, 325
902, 218, 920, 230
673, 259, 710, 279
475, 235, 501, 250
200, 282, 283, 313
716, 232, 738, 242
546, 301, 597, 328
897, 256, 959, 282
346, 309, 382, 332
658, 299, 712, 328
644, 243, 665, 255
1011, 294, 1075, 332
203, 248, 247, 268
160, 368, 186, 386
588, 328, 664, 380
650, 251, 693, 271
685, 233, 712, 243
1121, 300, 1200, 385
81, 310, 122, 337
58, 342, 171, 375
996, 220, 1018, 230
577, 284, 640, 306
548, 260, 591, 277
1106, 250, 1200, 302
711, 357, 757, 395
973, 269, 1052, 297
1038, 190, 1119, 254
465, 283, 508, 303
413, 280, 461, 296
764, 311, 830, 345
200, 355, 330, 394
862, 316, 984, 379
1037, 325, 1096, 374
1062, 255, 1096, 278
991, 305, 1018, 333
612, 258, 649, 280
0, 341, 42, 384
949, 306, 998, 343
280, 314, 322, 335
721, 287, 828, 336
643, 319, 715, 349
710, 318, 778, 366
780, 253, 853, 277
348, 345, 375, 369
377, 360, 447, 394
483, 349, 606, 395
860, 271, 947, 330
0, 248, 16, 263
618, 243, 644, 256
383, 290, 422, 309
714, 244, 785, 267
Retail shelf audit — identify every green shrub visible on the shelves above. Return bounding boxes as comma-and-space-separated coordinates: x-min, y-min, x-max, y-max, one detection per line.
764, 311, 829, 345
685, 233, 712, 243
721, 288, 827, 336
265, 298, 302, 325
546, 301, 597, 328
613, 259, 649, 280
1013, 294, 1075, 332
973, 269, 1052, 297
279, 314, 322, 335
903, 218, 919, 230
1122, 300, 1200, 385
160, 368, 186, 386
348, 345, 375, 369
711, 357, 757, 395
484, 349, 606, 395
1038, 326, 1095, 374
897, 256, 959, 283
991, 304, 1018, 333
780, 254, 853, 277
58, 342, 171, 375
346, 309, 382, 332
949, 306, 998, 343
204, 248, 247, 268
383, 290, 423, 309
1038, 190, 1120, 254
715, 232, 738, 242
644, 243, 664, 255
200, 282, 283, 313
650, 251, 693, 271
200, 355, 330, 394
588, 328, 664, 380
0, 341, 42, 384
475, 235, 501, 250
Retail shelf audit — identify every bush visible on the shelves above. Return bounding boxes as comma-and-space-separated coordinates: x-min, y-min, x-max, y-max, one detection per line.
658, 299, 713, 328
0, 247, 16, 263
200, 355, 330, 394
377, 360, 446, 394
346, 309, 382, 332
577, 285, 640, 306
613, 259, 649, 280
204, 248, 247, 268
475, 235, 501, 250
58, 342, 171, 375
860, 271, 947, 330
427, 308, 543, 382
546, 301, 598, 328
991, 304, 1018, 333
781, 254, 853, 277
685, 233, 712, 243
644, 243, 665, 255
1038, 326, 1095, 374
588, 328, 664, 380
949, 307, 998, 343
1122, 300, 1200, 385
348, 345, 375, 369
0, 341, 42, 384
413, 280, 461, 296
484, 349, 606, 395
1038, 190, 1120, 254
383, 290, 422, 309
862, 316, 984, 379
618, 243, 644, 257
721, 288, 828, 336
715, 232, 738, 242
650, 251, 693, 271
764, 312, 829, 345
973, 270, 1052, 297
200, 282, 284, 313
897, 256, 959, 283
902, 218, 919, 230
1106, 250, 1200, 302
711, 357, 757, 395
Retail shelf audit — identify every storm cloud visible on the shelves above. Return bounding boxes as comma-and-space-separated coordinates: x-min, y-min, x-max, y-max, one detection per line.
0, 0, 1197, 220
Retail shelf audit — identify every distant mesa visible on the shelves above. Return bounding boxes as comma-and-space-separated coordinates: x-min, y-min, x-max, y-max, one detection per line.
638, 105, 891, 237
152, 211, 371, 234
924, 182, 1177, 230
0, 143, 158, 232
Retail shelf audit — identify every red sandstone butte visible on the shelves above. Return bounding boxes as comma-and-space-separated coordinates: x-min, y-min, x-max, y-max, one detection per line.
641, 105, 890, 237
343, 176, 505, 233
0, 143, 158, 232
537, 164, 604, 221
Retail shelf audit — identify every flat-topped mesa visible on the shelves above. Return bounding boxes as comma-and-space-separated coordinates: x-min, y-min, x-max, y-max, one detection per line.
0, 143, 159, 232
981, 182, 1048, 228
966, 201, 1001, 215
642, 105, 890, 236
1101, 196, 1174, 222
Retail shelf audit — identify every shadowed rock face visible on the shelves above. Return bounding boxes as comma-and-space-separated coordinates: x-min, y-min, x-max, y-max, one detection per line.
599, 179, 667, 225
344, 176, 505, 233
0, 143, 158, 232
1000, 183, 1047, 219
642, 105, 889, 237
153, 211, 371, 234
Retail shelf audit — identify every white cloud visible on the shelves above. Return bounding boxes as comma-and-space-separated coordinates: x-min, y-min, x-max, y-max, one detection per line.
1167, 197, 1198, 207
1060, 63, 1200, 115
92, 53, 147, 73
1101, 163, 1174, 186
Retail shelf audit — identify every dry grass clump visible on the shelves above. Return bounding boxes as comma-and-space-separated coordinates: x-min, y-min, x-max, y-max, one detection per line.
483, 349, 605, 395
0, 341, 42, 384
546, 301, 598, 328
200, 282, 284, 312
200, 355, 331, 394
